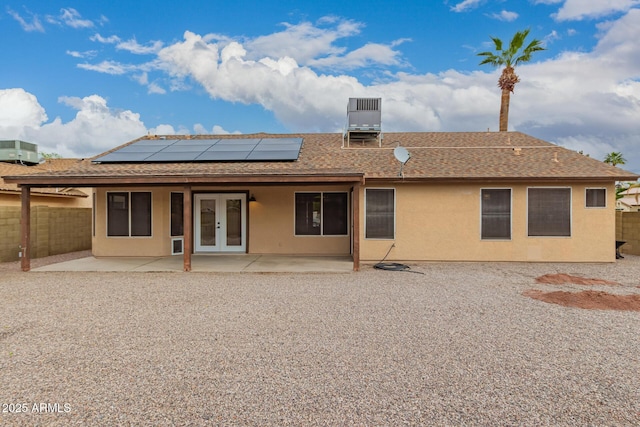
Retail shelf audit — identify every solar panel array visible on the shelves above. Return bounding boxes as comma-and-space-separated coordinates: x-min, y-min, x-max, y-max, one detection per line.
92, 137, 304, 163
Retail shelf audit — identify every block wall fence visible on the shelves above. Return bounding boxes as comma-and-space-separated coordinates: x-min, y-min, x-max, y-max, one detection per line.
0, 206, 91, 262
616, 211, 640, 256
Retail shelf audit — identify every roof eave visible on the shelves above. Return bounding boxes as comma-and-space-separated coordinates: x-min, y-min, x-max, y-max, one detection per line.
366, 174, 639, 183
3, 173, 365, 187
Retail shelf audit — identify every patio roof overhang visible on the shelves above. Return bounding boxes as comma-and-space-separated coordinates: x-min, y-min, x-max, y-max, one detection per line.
8, 172, 366, 273
2, 172, 365, 188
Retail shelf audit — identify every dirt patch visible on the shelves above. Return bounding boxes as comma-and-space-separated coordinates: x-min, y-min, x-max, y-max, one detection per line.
535, 273, 619, 286
526, 273, 640, 311
524, 290, 640, 311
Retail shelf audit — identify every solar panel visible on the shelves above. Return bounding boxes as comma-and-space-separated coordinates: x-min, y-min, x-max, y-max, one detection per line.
93, 151, 156, 162
92, 137, 303, 163
162, 144, 214, 152
247, 150, 301, 161
144, 151, 203, 161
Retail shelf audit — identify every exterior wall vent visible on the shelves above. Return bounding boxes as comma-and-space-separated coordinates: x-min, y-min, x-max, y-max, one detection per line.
344, 97, 382, 147
0, 140, 39, 165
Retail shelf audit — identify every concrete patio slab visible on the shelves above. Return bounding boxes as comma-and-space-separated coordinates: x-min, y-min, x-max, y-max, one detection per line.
32, 254, 354, 273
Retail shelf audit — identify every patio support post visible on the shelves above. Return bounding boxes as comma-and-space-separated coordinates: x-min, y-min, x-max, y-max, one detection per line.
183, 185, 192, 272
20, 186, 31, 272
352, 181, 361, 271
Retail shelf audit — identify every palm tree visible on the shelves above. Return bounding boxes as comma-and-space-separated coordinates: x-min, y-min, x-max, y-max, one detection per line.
478, 29, 545, 131
603, 151, 626, 167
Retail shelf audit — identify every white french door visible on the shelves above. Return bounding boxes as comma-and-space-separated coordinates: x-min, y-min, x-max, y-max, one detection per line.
194, 193, 246, 252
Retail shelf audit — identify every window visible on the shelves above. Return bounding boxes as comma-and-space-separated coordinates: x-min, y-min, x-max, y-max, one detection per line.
171, 192, 184, 236
586, 188, 606, 208
365, 188, 395, 239
528, 188, 571, 237
481, 189, 511, 239
295, 192, 348, 236
107, 192, 152, 237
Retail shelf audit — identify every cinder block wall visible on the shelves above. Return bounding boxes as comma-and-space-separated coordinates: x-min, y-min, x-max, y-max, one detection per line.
0, 206, 91, 262
617, 211, 640, 255
0, 207, 22, 261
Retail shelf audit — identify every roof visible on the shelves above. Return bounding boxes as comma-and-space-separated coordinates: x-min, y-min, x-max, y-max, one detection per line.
618, 196, 639, 207
620, 186, 640, 195
0, 159, 88, 197
3, 132, 639, 187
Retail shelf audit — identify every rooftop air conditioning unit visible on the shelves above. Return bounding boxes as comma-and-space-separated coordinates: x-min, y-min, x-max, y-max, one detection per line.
0, 140, 39, 165
344, 98, 382, 147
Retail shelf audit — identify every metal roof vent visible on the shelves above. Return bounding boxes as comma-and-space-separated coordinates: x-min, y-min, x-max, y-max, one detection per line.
344, 97, 382, 147
0, 140, 39, 165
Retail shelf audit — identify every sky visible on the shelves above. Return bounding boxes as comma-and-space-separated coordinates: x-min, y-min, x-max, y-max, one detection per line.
1, 0, 639, 174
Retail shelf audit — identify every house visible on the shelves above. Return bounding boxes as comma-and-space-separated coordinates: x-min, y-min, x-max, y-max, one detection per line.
4, 126, 638, 272
0, 159, 91, 207
616, 186, 640, 212
1, 156, 92, 262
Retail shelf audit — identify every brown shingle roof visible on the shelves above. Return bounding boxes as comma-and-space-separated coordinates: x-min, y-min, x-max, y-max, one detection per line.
4, 132, 638, 185
0, 160, 88, 197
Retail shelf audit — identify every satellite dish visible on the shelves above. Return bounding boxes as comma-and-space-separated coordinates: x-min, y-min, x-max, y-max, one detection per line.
393, 145, 411, 177
394, 146, 411, 164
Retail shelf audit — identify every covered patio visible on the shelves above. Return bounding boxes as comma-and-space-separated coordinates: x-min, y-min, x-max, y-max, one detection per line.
31, 254, 355, 273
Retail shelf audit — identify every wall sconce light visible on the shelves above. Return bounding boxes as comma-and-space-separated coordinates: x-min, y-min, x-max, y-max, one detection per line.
249, 194, 257, 202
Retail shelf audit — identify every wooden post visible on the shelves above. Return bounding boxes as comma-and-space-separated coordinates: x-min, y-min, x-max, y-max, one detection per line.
21, 186, 31, 272
352, 181, 361, 271
183, 185, 192, 272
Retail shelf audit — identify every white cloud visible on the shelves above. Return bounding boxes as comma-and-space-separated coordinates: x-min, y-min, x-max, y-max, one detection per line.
307, 42, 406, 69
90, 33, 121, 44
7, 8, 44, 32
0, 88, 47, 128
77, 60, 131, 75
150, 124, 177, 135
543, 30, 561, 45
553, 0, 640, 21
451, 0, 484, 13
66, 50, 97, 59
489, 10, 519, 21
193, 124, 239, 134
147, 82, 166, 95
0, 92, 146, 157
246, 19, 362, 65
0, 90, 240, 157
116, 38, 164, 55
59, 8, 94, 29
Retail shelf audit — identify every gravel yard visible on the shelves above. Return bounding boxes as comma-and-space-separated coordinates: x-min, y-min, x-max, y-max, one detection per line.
1, 255, 639, 426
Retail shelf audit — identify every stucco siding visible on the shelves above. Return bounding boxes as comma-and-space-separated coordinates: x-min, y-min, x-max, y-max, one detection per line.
93, 186, 352, 257
359, 182, 616, 263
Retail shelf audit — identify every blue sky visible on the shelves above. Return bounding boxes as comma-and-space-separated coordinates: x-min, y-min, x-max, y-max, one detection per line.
1, 0, 639, 173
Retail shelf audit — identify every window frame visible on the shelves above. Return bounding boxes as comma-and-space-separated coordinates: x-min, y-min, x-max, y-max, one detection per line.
170, 191, 184, 237
364, 188, 396, 240
294, 191, 349, 237
480, 188, 512, 241
527, 187, 572, 237
585, 188, 606, 208
106, 191, 153, 238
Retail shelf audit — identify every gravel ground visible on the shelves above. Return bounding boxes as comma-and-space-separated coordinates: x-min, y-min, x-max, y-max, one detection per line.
1, 255, 639, 426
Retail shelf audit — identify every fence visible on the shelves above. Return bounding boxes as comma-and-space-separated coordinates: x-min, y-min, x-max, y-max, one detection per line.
616, 211, 640, 256
0, 206, 91, 262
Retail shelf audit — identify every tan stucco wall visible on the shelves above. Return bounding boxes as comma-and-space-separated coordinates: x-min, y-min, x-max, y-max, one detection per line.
359, 182, 616, 262
93, 182, 616, 262
248, 185, 351, 255
93, 187, 170, 257
0, 191, 92, 208
93, 186, 352, 257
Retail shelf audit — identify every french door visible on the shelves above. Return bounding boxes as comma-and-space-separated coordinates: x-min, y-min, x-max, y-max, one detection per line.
194, 193, 246, 252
